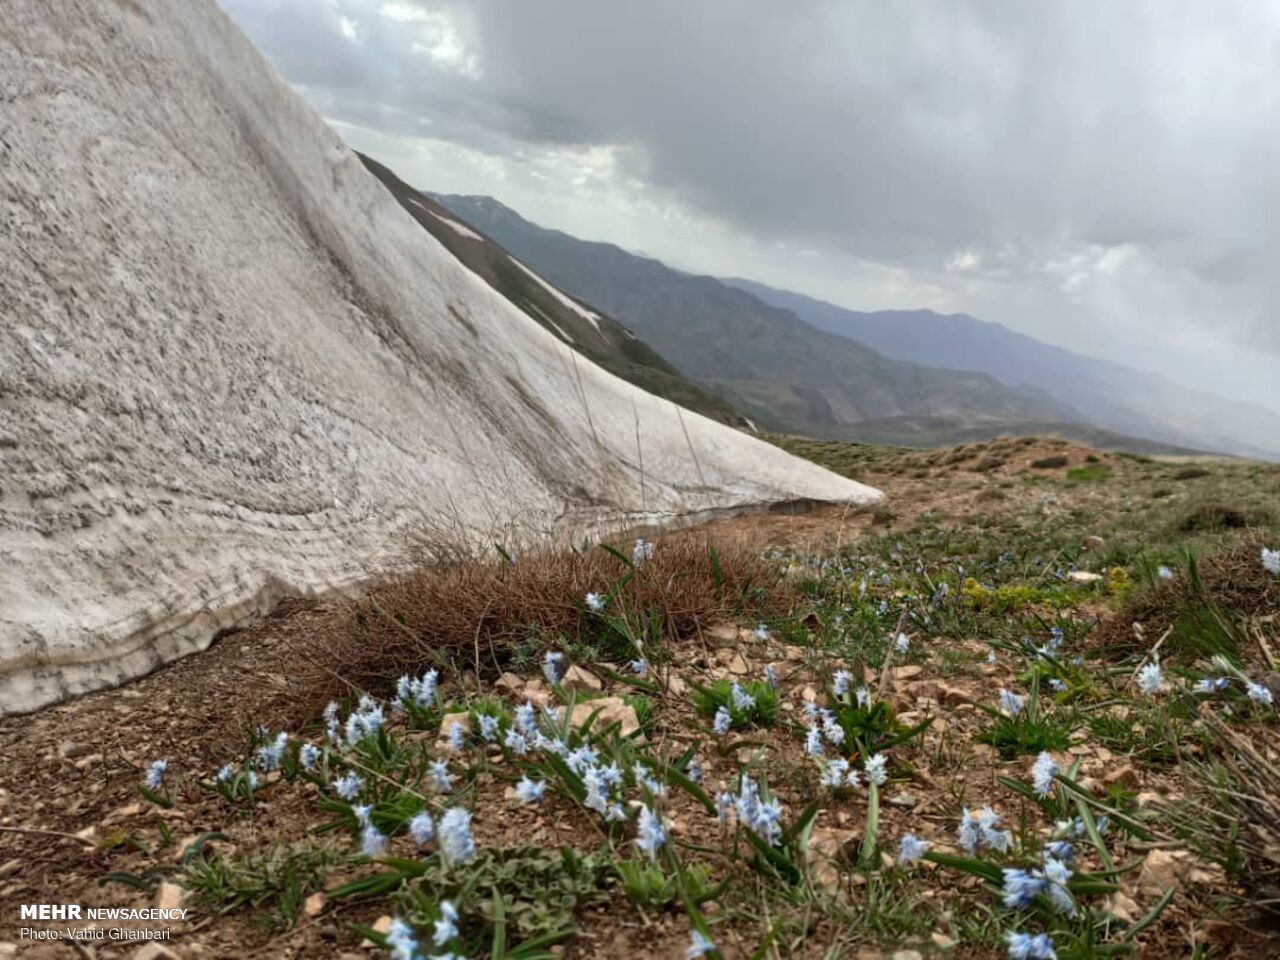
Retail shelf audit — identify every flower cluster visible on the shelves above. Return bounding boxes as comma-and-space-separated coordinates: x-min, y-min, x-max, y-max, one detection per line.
957, 806, 1013, 854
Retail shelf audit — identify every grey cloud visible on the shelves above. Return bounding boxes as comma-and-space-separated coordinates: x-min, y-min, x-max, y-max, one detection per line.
219, 0, 1280, 391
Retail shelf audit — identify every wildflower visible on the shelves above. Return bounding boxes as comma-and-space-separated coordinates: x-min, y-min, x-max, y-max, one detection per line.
987, 650, 998, 665
1045, 840, 1075, 863
585, 591, 606, 613
635, 763, 667, 797
477, 714, 499, 742
256, 732, 288, 771
636, 804, 668, 856
323, 701, 341, 745
1047, 678, 1066, 693
333, 772, 363, 801
567, 744, 599, 774
214, 763, 234, 783
1002, 867, 1047, 909
894, 632, 911, 654
345, 702, 384, 745
1005, 931, 1057, 959
1043, 855, 1076, 916
543, 650, 567, 684
438, 807, 476, 866
246, 770, 259, 791
999, 688, 1025, 716
606, 802, 627, 822
802, 701, 821, 721
1031, 752, 1059, 797
414, 669, 439, 706
763, 664, 780, 689
805, 725, 824, 756
514, 701, 537, 733
822, 715, 846, 746
516, 776, 546, 803
864, 753, 888, 786
433, 900, 459, 947
716, 791, 735, 823
632, 538, 654, 564
730, 682, 756, 712
1262, 547, 1280, 575
629, 658, 649, 676
1137, 660, 1164, 695
1194, 677, 1232, 694
959, 806, 1011, 854
1157, 565, 1174, 581
386, 917, 420, 960
409, 811, 435, 844
299, 743, 321, 770
687, 756, 704, 783
582, 766, 611, 815
686, 930, 717, 958
821, 758, 851, 788
898, 833, 930, 864
833, 670, 853, 696
754, 623, 771, 641
734, 777, 784, 845
352, 803, 373, 826
446, 722, 466, 753
504, 728, 528, 755
429, 759, 453, 793
855, 685, 871, 708
1248, 681, 1274, 706
360, 823, 387, 857
144, 759, 168, 791
713, 706, 732, 735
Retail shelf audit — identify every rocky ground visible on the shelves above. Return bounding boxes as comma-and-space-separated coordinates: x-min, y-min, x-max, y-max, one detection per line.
3, 436, 1279, 959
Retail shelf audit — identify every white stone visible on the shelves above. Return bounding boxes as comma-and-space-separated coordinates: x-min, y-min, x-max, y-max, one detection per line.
0, 0, 883, 714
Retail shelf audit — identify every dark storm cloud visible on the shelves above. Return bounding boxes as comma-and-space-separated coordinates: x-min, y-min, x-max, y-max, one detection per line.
220, 0, 1280, 386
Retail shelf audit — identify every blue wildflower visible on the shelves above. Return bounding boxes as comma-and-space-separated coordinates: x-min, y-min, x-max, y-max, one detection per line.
360, 823, 387, 857
516, 776, 546, 804
429, 759, 453, 793
477, 714, 499, 742
635, 804, 668, 857
898, 833, 930, 863
333, 772, 363, 801
438, 808, 476, 866
999, 688, 1026, 716
433, 900, 459, 947
1031, 752, 1059, 797
584, 592, 605, 613
805, 725, 824, 756
1005, 931, 1057, 959
713, 706, 732, 735
864, 753, 888, 786
543, 651, 567, 684
299, 743, 321, 770
144, 759, 167, 791
409, 811, 435, 845
1137, 661, 1164, 695
686, 930, 716, 958
833, 670, 852, 696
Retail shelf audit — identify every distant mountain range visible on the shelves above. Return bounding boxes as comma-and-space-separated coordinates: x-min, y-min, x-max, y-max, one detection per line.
433, 195, 1106, 444
726, 280, 1280, 461
357, 155, 741, 427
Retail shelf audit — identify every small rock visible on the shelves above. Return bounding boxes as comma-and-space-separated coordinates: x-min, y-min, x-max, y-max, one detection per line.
132, 945, 178, 960
891, 665, 923, 682
569, 697, 642, 738
560, 665, 603, 694
362, 915, 394, 948
1068, 570, 1104, 583
1103, 764, 1140, 790
74, 753, 103, 771
706, 623, 741, 647
666, 674, 689, 696
724, 652, 750, 675
0, 859, 21, 879
1082, 535, 1106, 551
521, 678, 553, 707
891, 951, 924, 960
1107, 891, 1140, 923
806, 826, 859, 888
930, 931, 957, 950
886, 793, 917, 809
495, 672, 525, 695
304, 891, 328, 917
155, 881, 188, 911
1136, 848, 1190, 899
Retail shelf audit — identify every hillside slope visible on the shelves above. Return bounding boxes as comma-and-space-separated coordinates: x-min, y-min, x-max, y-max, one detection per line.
729, 279, 1280, 461
434, 195, 1084, 442
0, 0, 879, 713
359, 154, 742, 427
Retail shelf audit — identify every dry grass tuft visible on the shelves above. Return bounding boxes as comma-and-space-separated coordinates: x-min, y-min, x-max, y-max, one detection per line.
1092, 536, 1280, 658
299, 528, 794, 708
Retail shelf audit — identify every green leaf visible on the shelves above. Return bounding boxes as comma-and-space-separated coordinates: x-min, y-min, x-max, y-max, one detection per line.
180, 832, 230, 866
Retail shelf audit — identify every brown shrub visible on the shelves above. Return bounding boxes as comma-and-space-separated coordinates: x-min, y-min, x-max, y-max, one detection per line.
1090, 537, 1280, 658
1030, 455, 1069, 469
300, 529, 794, 706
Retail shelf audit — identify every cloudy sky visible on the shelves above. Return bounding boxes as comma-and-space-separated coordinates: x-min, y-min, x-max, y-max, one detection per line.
220, 0, 1280, 411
